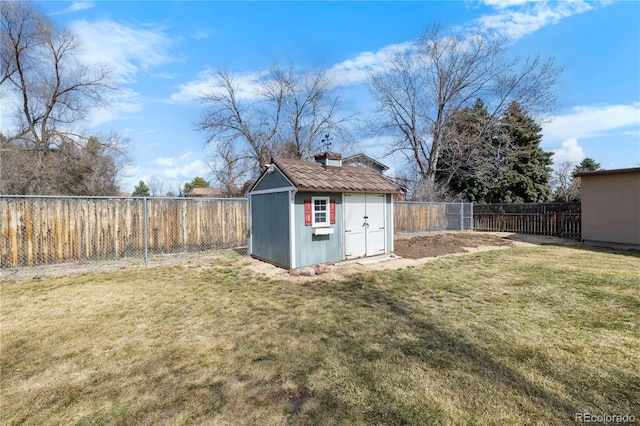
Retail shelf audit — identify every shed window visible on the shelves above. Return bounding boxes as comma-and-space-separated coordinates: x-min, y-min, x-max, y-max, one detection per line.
312, 197, 329, 227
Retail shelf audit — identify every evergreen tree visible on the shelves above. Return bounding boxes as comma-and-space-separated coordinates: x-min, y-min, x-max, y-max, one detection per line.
183, 177, 210, 195
438, 101, 553, 203
132, 180, 150, 197
437, 99, 494, 202
574, 158, 600, 174
489, 102, 553, 203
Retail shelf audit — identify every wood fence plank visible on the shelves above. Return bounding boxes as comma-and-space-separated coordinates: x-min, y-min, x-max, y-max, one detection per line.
10, 200, 19, 266
473, 203, 580, 237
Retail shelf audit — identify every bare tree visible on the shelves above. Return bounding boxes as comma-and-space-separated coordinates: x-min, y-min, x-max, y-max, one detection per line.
198, 66, 352, 172
147, 177, 165, 197
551, 157, 600, 202
208, 140, 253, 197
0, 132, 126, 195
273, 67, 352, 160
369, 24, 561, 194
551, 160, 576, 202
1, 1, 124, 194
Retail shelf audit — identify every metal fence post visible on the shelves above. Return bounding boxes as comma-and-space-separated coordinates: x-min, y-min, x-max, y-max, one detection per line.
144, 197, 149, 266
470, 203, 474, 231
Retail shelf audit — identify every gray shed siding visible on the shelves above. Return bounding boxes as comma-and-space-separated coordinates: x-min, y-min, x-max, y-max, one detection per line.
252, 169, 293, 192
294, 192, 343, 267
250, 192, 290, 267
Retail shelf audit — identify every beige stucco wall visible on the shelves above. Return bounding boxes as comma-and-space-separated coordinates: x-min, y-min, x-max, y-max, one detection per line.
580, 171, 640, 248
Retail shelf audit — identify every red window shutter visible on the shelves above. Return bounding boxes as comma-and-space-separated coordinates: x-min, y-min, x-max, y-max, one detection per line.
304, 199, 312, 226
329, 199, 336, 224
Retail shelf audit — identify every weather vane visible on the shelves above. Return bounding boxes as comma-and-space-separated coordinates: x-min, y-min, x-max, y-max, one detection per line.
321, 133, 333, 151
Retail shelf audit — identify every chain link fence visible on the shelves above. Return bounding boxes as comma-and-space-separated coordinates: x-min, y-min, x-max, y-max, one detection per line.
394, 202, 474, 233
2, 196, 476, 270
0, 196, 248, 268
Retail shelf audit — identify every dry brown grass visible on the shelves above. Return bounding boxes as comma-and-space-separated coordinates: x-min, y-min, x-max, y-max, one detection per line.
1, 245, 639, 425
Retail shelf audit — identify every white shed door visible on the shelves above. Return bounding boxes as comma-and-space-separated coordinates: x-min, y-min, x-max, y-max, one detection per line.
344, 194, 367, 259
365, 194, 386, 256
344, 193, 386, 260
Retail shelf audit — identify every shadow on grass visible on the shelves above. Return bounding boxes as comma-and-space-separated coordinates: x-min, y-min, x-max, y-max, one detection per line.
279, 271, 637, 424
3, 257, 636, 425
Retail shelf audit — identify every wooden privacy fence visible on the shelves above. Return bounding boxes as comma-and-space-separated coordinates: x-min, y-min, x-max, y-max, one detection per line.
473, 203, 581, 237
1, 196, 248, 267
1, 197, 580, 268
394, 202, 474, 233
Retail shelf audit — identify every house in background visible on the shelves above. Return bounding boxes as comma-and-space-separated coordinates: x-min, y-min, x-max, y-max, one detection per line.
344, 153, 407, 201
576, 167, 640, 249
247, 152, 403, 269
343, 153, 390, 174
188, 187, 224, 198
188, 184, 250, 198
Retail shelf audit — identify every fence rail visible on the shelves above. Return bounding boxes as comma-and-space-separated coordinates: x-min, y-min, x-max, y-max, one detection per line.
473, 203, 581, 237
1, 196, 248, 267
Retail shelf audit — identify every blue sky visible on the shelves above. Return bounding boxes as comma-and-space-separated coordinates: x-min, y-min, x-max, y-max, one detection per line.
14, 1, 640, 192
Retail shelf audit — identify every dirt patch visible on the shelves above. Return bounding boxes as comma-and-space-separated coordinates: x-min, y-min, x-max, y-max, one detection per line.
394, 231, 514, 259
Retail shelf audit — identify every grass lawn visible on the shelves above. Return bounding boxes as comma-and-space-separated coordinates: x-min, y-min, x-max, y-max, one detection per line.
1, 244, 639, 425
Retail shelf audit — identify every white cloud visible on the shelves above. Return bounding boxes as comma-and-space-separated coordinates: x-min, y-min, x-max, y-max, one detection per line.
551, 137, 585, 165
474, 1, 595, 40
193, 29, 213, 40
327, 42, 414, 87
69, 2, 94, 13
171, 41, 413, 103
170, 0, 598, 104
2, 18, 170, 130
118, 165, 142, 193
119, 153, 213, 193
542, 102, 640, 145
162, 159, 210, 180
357, 135, 396, 152
51, 2, 95, 15
68, 19, 178, 127
150, 153, 211, 180
86, 88, 144, 128
70, 19, 176, 83
171, 0, 601, 104
481, 0, 530, 9
171, 70, 268, 103
151, 156, 180, 167
1, 80, 143, 131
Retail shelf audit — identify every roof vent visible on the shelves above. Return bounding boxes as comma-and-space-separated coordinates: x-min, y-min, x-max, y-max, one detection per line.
314, 151, 342, 167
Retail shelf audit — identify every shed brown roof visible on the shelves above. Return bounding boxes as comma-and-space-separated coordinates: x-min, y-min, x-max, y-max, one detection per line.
271, 157, 402, 193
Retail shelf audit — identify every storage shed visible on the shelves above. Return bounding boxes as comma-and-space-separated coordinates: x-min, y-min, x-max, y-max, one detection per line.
248, 152, 403, 269
575, 167, 640, 249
